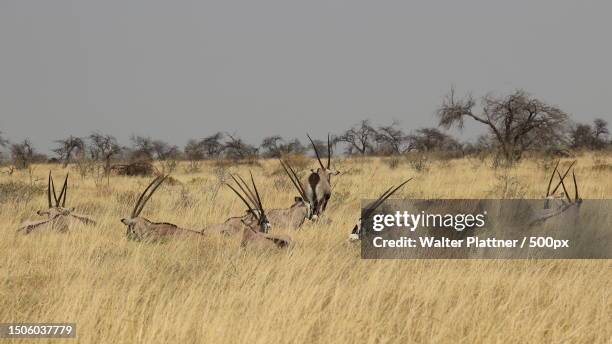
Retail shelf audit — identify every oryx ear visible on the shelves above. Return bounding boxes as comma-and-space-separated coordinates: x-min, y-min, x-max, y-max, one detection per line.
295, 196, 303, 202
121, 218, 133, 225
330, 170, 340, 176
310, 169, 317, 173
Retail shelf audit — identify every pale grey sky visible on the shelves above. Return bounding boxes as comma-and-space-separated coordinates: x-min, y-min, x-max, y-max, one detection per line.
0, 0, 610, 151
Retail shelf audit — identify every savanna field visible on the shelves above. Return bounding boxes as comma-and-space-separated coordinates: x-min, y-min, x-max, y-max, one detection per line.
1, 153, 611, 343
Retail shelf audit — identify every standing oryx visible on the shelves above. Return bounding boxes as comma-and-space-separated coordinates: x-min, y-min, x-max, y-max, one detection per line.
529, 160, 582, 226
304, 134, 340, 218
223, 172, 293, 248
121, 175, 202, 241
18, 172, 96, 234
349, 178, 412, 241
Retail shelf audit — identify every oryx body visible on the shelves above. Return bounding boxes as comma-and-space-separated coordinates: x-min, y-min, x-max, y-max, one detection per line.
121, 176, 202, 241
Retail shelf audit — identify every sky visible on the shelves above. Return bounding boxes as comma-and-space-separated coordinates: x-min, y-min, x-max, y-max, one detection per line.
0, 0, 610, 152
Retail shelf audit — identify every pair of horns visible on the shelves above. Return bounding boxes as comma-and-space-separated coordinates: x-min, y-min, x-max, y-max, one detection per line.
226, 172, 266, 224
546, 160, 580, 203
362, 178, 413, 220
307, 134, 331, 171
131, 175, 168, 218
47, 172, 68, 208
279, 159, 307, 201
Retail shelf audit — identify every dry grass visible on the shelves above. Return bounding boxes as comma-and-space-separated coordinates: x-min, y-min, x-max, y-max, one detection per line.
1, 153, 611, 343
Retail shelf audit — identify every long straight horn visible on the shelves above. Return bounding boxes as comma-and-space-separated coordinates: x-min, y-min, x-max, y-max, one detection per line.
131, 176, 163, 218
50, 173, 59, 207
280, 160, 306, 199
226, 183, 258, 221
307, 134, 325, 171
229, 173, 258, 208
550, 160, 576, 196
573, 171, 579, 202
327, 133, 331, 169
47, 171, 53, 208
556, 171, 572, 203
249, 171, 266, 219
57, 174, 69, 207
363, 178, 413, 219
134, 175, 168, 217
546, 160, 560, 197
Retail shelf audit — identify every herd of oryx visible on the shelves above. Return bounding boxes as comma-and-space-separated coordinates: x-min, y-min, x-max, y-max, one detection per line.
15, 134, 583, 247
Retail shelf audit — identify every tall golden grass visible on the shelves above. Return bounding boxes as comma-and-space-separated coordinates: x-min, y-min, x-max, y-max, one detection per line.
1, 153, 611, 343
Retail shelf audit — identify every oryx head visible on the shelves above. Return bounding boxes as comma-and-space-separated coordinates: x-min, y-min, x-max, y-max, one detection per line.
121, 175, 168, 239
349, 178, 412, 241
227, 172, 271, 233
307, 134, 340, 180
280, 159, 315, 220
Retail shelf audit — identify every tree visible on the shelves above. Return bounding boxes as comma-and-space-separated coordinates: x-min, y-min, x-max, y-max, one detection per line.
437, 87, 569, 162
375, 121, 406, 155
11, 139, 35, 169
201, 132, 225, 158
407, 128, 461, 152
0, 131, 8, 161
571, 118, 609, 149
53, 136, 85, 166
130, 135, 155, 161
89, 132, 121, 173
223, 133, 258, 161
260, 136, 305, 158
152, 140, 180, 160
337, 120, 378, 155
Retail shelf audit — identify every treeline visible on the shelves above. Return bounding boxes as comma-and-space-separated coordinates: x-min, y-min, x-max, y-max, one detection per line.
0, 88, 610, 171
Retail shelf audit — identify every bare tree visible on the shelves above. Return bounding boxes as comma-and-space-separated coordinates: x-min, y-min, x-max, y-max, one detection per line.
260, 136, 305, 158
437, 87, 569, 162
0, 131, 8, 162
53, 136, 85, 166
11, 139, 35, 169
184, 139, 205, 171
375, 121, 406, 155
337, 120, 378, 155
89, 132, 121, 173
593, 118, 609, 143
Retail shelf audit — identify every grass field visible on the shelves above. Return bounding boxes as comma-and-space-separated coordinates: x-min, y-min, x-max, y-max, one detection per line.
1, 153, 611, 343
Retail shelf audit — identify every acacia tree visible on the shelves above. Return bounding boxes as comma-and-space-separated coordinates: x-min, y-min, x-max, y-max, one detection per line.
223, 133, 258, 161
337, 120, 378, 155
201, 132, 225, 158
89, 132, 121, 173
53, 136, 85, 166
260, 136, 305, 158
0, 131, 8, 161
407, 128, 461, 152
437, 87, 569, 162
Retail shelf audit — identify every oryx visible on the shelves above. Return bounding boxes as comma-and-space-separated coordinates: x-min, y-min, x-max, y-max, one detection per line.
121, 175, 202, 241
18, 172, 96, 233
223, 172, 292, 248
304, 134, 340, 217
348, 178, 412, 241
529, 160, 582, 226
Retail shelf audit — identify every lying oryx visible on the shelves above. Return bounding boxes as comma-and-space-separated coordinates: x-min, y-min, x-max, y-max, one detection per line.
304, 134, 340, 217
121, 175, 202, 241
529, 160, 582, 226
18, 172, 96, 233
349, 179, 412, 241
223, 172, 292, 248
